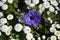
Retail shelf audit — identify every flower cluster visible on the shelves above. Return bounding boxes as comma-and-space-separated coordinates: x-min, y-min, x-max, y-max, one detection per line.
0, 12, 13, 36
50, 23, 60, 40
0, 0, 60, 40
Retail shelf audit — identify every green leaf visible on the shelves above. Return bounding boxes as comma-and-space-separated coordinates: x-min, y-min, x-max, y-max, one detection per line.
6, 4, 14, 14
13, 2, 18, 8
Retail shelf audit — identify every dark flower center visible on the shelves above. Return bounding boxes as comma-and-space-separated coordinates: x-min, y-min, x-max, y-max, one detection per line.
30, 15, 35, 20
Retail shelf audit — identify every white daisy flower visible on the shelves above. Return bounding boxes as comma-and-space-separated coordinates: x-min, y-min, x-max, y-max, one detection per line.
39, 4, 43, 9
8, 0, 13, 4
23, 26, 31, 34
7, 14, 14, 20
2, 0, 7, 3
25, 0, 39, 7
47, 11, 50, 15
51, 24, 56, 27
2, 4, 8, 10
58, 35, 60, 40
42, 35, 46, 39
32, 0, 39, 5
43, 2, 50, 8
47, 17, 53, 23
55, 10, 58, 15
42, 0, 48, 2
0, 12, 3, 18
26, 33, 33, 40
47, 17, 51, 20
49, 5, 54, 12
50, 1, 58, 6
29, 3, 35, 7
55, 7, 60, 11
0, 18, 7, 24
54, 30, 60, 36
17, 9, 20, 12
50, 27, 56, 33
14, 23, 23, 32
25, 0, 31, 5
0, 1, 3, 6
39, 4, 45, 13
5, 30, 10, 36
1, 25, 8, 32
37, 37, 41, 40
11, 38, 15, 40
50, 20, 53, 23
50, 35, 57, 40
54, 22, 57, 24
0, 31, 2, 36
56, 24, 60, 29
32, 38, 35, 40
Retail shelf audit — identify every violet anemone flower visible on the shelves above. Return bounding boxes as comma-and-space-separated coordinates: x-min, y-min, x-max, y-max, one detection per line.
24, 10, 41, 26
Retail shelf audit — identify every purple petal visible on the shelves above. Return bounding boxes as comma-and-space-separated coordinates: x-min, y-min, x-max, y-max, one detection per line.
24, 14, 32, 25
24, 10, 41, 26
32, 20, 39, 26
